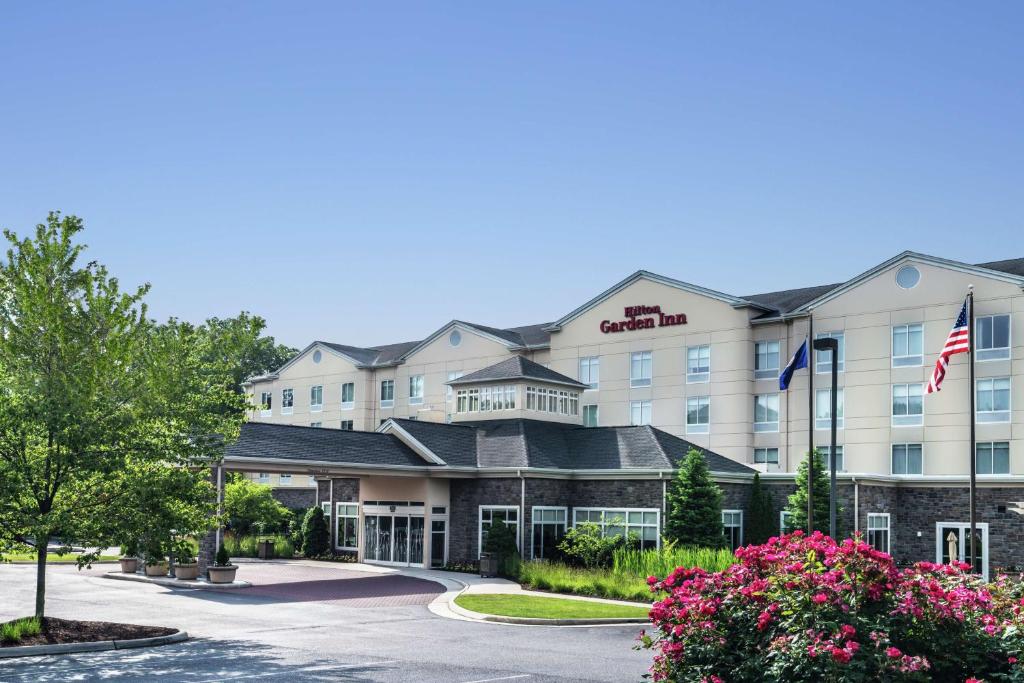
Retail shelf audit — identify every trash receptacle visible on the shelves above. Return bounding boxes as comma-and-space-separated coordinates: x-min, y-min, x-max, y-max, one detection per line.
480, 552, 498, 578
257, 540, 275, 560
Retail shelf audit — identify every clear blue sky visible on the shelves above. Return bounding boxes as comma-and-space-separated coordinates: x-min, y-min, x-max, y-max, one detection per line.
2, 3, 1021, 348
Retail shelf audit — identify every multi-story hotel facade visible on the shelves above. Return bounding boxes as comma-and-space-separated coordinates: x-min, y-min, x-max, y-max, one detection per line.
219, 252, 1024, 579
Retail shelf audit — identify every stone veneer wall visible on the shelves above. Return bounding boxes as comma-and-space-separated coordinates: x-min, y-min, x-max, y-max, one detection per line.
270, 488, 316, 510
449, 478, 522, 563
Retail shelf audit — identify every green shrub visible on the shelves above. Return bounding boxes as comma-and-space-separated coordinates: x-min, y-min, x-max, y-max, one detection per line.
301, 506, 330, 558
0, 617, 42, 644
483, 520, 521, 576
556, 521, 624, 569
215, 544, 230, 567
612, 543, 735, 578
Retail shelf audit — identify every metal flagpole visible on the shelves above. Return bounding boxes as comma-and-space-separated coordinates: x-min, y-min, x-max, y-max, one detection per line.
807, 316, 815, 533
968, 286, 977, 573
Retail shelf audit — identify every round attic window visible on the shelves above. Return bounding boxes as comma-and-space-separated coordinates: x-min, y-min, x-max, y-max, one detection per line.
896, 265, 921, 290
449, 330, 462, 347
312, 349, 322, 363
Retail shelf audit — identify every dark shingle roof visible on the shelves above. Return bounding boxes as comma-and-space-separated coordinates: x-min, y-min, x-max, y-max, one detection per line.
227, 422, 433, 468
743, 283, 844, 317
977, 258, 1024, 278
447, 356, 588, 388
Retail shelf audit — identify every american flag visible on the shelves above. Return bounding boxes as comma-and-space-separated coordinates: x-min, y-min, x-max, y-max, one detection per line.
926, 299, 970, 394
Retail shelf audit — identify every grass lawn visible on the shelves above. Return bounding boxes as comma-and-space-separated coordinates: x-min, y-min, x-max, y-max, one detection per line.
3, 553, 120, 564
455, 593, 651, 620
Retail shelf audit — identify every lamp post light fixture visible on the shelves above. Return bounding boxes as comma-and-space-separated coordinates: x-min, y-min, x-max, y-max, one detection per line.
812, 337, 840, 539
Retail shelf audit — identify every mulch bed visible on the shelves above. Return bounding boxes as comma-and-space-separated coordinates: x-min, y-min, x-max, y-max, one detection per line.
1, 617, 176, 647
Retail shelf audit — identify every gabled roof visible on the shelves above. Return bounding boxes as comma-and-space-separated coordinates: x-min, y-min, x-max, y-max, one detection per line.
977, 257, 1024, 278
446, 356, 589, 389
395, 320, 552, 362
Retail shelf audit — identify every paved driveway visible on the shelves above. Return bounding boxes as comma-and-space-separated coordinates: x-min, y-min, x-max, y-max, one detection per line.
0, 562, 650, 682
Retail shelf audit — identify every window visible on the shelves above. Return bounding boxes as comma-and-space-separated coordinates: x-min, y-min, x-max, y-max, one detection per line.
976, 442, 1010, 475
896, 265, 920, 289
722, 510, 743, 551
259, 391, 273, 416
754, 448, 779, 465
892, 383, 924, 426
754, 341, 780, 380
309, 421, 322, 428
380, 379, 394, 408
579, 356, 600, 390
866, 513, 890, 553
977, 377, 1010, 423
824, 445, 845, 472
891, 444, 923, 475
686, 396, 710, 434
339, 420, 354, 431
573, 508, 660, 550
780, 510, 795, 534
977, 314, 1011, 361
892, 323, 924, 367
583, 404, 599, 427
431, 516, 447, 568
631, 400, 652, 426
525, 386, 536, 410
630, 351, 653, 387
336, 503, 359, 550
815, 332, 845, 373
310, 385, 323, 412
409, 375, 424, 405
531, 507, 567, 560
449, 329, 462, 347
686, 345, 711, 383
446, 371, 463, 401
479, 506, 519, 556
815, 388, 844, 429
279, 474, 292, 485
459, 386, 516, 413
281, 388, 294, 415
340, 382, 354, 410
321, 501, 331, 518
258, 472, 269, 484
568, 392, 578, 416
753, 394, 779, 432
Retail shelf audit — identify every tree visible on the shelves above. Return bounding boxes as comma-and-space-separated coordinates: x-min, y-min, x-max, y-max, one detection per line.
224, 478, 290, 535
664, 448, 726, 548
483, 520, 521, 576
301, 506, 330, 558
0, 213, 246, 618
201, 313, 297, 393
785, 449, 842, 535
745, 472, 776, 545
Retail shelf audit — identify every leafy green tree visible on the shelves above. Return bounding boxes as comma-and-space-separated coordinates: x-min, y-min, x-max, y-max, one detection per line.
224, 478, 290, 535
301, 506, 330, 558
745, 472, 776, 545
0, 213, 246, 618
202, 313, 297, 393
785, 449, 842, 535
664, 448, 726, 548
556, 521, 623, 569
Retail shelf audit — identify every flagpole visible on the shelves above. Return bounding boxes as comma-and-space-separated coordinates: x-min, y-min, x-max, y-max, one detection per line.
968, 285, 977, 573
807, 316, 815, 533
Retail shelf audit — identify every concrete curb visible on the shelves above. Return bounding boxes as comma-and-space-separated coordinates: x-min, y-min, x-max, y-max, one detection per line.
102, 571, 251, 589
447, 598, 650, 626
0, 629, 188, 659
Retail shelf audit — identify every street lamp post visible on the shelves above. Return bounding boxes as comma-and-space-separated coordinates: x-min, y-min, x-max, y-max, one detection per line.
812, 337, 839, 538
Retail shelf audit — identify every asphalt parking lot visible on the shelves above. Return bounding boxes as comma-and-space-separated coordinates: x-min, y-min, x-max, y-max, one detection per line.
0, 562, 650, 682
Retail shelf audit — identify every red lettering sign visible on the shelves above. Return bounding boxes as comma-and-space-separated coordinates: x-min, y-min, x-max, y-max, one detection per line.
600, 306, 687, 334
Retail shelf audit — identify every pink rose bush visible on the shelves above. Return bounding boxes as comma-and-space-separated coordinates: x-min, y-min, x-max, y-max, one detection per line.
638, 531, 1024, 682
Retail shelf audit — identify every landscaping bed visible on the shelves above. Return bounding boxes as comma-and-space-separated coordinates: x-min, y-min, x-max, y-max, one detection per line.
454, 594, 650, 620
0, 617, 175, 648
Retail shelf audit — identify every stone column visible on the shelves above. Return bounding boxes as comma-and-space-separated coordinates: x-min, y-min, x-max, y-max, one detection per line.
198, 463, 224, 577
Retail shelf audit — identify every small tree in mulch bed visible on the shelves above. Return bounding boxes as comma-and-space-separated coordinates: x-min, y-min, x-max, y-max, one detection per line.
483, 520, 521, 577
664, 448, 726, 549
745, 472, 776, 546
301, 506, 330, 558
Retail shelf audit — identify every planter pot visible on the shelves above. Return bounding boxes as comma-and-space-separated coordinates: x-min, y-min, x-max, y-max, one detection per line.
207, 565, 238, 584
119, 557, 139, 574
175, 563, 199, 580
144, 561, 168, 577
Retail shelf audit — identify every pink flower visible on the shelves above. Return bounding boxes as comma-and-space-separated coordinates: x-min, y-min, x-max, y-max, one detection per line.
886, 646, 902, 658
830, 646, 851, 664
812, 593, 828, 604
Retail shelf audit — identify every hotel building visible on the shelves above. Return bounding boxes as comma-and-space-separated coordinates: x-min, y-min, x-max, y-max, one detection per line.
220, 252, 1024, 579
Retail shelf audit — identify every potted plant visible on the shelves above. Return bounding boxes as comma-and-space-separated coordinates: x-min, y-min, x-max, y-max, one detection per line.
119, 541, 140, 574
173, 538, 200, 580
207, 544, 238, 584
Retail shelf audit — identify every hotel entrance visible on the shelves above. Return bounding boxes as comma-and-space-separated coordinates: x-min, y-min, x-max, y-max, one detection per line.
363, 502, 425, 566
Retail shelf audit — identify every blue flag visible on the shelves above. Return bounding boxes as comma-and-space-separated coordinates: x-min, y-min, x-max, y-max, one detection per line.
779, 339, 809, 390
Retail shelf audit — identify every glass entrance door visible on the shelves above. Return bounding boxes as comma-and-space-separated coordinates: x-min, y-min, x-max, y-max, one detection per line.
936, 522, 988, 581
362, 508, 425, 566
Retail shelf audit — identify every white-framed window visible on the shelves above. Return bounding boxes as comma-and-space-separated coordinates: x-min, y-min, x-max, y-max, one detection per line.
336, 503, 359, 550
753, 393, 779, 432
568, 392, 579, 416
722, 510, 743, 551
579, 356, 600, 390
815, 332, 845, 373
754, 341, 781, 380
525, 386, 536, 410
780, 510, 795, 534
281, 388, 294, 415
279, 474, 292, 485
340, 420, 353, 431
686, 396, 710, 434
446, 371, 463, 401
754, 447, 779, 465
310, 385, 323, 412
380, 379, 394, 408
977, 377, 1011, 423
340, 382, 355, 410
977, 441, 1010, 475
686, 345, 711, 383
531, 506, 568, 560
866, 513, 890, 553
630, 400, 652, 426
309, 421, 322, 428
892, 383, 924, 426
582, 404, 599, 427
409, 375, 424, 405
892, 323, 924, 367
259, 390, 273, 417
891, 443, 923, 475
630, 351, 653, 388
976, 314, 1011, 362
479, 506, 519, 557
321, 501, 331, 518
258, 472, 269, 484
573, 508, 660, 550
815, 388, 844, 430
824, 445, 845, 472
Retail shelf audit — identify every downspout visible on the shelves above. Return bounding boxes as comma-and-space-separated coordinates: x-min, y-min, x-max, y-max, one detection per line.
852, 475, 859, 535
519, 469, 526, 552
661, 471, 668, 541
